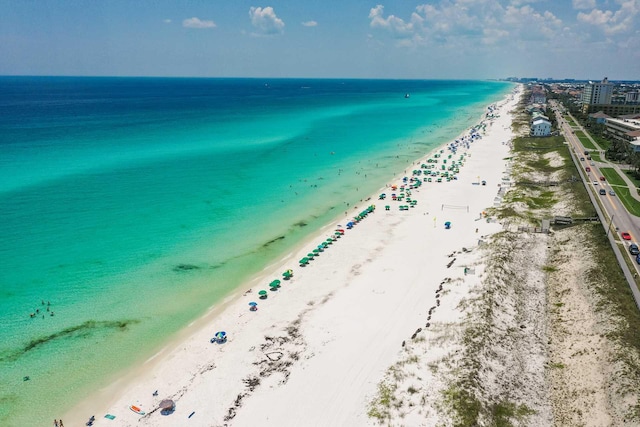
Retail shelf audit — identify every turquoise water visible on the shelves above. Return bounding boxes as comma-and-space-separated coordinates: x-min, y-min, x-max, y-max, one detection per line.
0, 77, 512, 426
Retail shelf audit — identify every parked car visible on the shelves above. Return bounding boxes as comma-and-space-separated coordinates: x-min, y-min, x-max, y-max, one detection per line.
599, 188, 606, 195
630, 243, 639, 255
622, 232, 632, 240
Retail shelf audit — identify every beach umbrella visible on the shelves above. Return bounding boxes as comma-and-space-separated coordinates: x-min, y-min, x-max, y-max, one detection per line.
283, 269, 293, 279
307, 252, 315, 258
258, 290, 268, 298
270, 280, 281, 288
326, 238, 334, 244
248, 301, 258, 306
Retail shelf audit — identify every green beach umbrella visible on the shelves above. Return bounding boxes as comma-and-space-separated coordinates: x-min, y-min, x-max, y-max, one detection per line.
299, 258, 309, 265
270, 280, 281, 288
283, 269, 293, 278
258, 290, 268, 298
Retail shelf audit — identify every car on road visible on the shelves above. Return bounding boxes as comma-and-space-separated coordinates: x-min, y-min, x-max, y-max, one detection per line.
584, 151, 589, 155
586, 167, 591, 172
593, 181, 599, 185
636, 254, 640, 264
622, 232, 632, 240
580, 157, 585, 161
599, 188, 606, 195
590, 162, 595, 166
600, 176, 606, 181
610, 190, 616, 196
630, 244, 640, 255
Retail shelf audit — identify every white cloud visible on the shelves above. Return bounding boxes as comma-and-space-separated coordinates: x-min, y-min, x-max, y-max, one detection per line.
163, 19, 172, 24
368, 1, 565, 49
578, 9, 614, 25
302, 20, 318, 27
249, 6, 285, 35
573, 0, 596, 9
577, 0, 639, 35
368, 5, 418, 38
182, 17, 216, 29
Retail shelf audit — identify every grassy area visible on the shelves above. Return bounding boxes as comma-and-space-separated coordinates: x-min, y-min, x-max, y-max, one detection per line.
575, 131, 597, 150
600, 167, 627, 186
611, 186, 640, 217
564, 115, 576, 126
593, 135, 611, 151
623, 169, 640, 188
590, 152, 602, 162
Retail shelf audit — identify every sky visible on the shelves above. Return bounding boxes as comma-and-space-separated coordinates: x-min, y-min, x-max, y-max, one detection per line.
0, 0, 638, 80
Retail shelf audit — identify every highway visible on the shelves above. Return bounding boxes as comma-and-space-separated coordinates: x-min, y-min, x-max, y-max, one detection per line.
550, 100, 640, 292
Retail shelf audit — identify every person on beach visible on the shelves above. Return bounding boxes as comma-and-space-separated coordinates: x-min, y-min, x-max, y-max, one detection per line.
59, 420, 64, 427
54, 420, 58, 427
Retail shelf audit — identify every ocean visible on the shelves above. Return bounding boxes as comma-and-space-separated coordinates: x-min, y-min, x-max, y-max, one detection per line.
0, 76, 512, 426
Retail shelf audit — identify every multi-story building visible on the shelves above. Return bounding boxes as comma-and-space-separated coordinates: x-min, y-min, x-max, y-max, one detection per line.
582, 104, 640, 116
604, 114, 640, 151
582, 77, 614, 105
531, 117, 551, 137
626, 91, 640, 104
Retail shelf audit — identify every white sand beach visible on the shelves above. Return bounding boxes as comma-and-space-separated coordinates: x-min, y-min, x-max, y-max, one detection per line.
66, 87, 521, 427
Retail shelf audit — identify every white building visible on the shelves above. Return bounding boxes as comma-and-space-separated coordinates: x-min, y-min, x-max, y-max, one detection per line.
530, 117, 551, 137
626, 91, 640, 103
582, 77, 613, 105
605, 115, 640, 151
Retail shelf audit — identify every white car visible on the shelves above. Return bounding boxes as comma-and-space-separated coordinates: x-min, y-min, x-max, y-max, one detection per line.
593, 181, 599, 185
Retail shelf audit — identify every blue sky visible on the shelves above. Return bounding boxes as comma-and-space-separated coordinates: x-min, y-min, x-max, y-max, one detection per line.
1, 0, 638, 79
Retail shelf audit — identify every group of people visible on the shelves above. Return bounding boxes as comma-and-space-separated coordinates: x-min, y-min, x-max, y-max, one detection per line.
30, 300, 55, 318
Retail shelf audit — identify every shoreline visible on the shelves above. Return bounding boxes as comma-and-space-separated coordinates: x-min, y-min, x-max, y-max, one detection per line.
64, 86, 521, 426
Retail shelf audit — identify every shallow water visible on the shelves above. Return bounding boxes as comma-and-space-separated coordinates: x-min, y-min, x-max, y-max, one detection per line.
0, 77, 512, 426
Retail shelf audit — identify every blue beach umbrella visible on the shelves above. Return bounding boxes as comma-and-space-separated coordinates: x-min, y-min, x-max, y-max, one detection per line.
248, 302, 258, 306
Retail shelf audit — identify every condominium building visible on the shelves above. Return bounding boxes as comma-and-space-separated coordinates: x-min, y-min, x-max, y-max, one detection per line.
582, 77, 613, 105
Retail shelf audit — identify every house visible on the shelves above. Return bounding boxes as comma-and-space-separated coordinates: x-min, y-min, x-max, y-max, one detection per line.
530, 117, 551, 137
